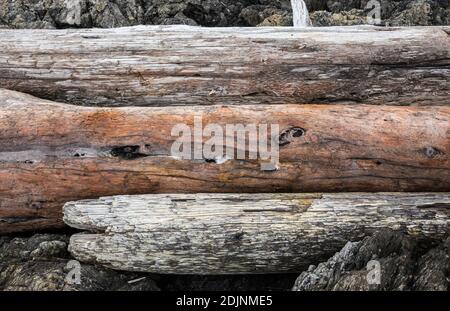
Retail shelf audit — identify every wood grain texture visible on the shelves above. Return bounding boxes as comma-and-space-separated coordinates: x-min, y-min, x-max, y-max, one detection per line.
0, 25, 449, 107
65, 193, 450, 274
0, 89, 449, 233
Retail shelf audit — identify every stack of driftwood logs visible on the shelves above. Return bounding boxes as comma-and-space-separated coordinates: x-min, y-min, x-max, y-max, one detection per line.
0, 25, 449, 274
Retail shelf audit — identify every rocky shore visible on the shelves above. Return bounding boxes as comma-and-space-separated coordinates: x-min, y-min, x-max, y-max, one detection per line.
1, 230, 448, 291
0, 0, 449, 29
293, 230, 450, 291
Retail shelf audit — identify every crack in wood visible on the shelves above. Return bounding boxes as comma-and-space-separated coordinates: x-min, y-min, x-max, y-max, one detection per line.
110, 145, 149, 160
417, 203, 450, 210
0, 216, 47, 224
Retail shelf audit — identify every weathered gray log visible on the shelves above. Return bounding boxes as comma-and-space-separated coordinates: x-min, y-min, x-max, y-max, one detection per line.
1, 89, 450, 234
1, 25, 449, 106
65, 193, 450, 274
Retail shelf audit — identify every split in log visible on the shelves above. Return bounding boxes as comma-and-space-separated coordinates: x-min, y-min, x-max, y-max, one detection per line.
65, 193, 450, 274
1, 89, 449, 233
0, 25, 449, 107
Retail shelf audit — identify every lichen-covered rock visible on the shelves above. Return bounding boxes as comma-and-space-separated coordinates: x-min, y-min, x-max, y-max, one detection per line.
257, 14, 292, 27
311, 9, 367, 26
325, 0, 450, 26
387, 0, 450, 26
0, 234, 159, 291
292, 229, 449, 291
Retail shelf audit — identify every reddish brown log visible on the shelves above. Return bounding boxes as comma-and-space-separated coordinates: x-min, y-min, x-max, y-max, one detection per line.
0, 89, 449, 233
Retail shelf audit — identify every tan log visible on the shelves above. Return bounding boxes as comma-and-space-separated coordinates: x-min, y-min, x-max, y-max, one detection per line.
65, 193, 450, 274
0, 89, 449, 233
0, 25, 449, 107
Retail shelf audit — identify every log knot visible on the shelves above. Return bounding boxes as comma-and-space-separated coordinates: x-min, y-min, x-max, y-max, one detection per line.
279, 127, 306, 146
424, 147, 444, 158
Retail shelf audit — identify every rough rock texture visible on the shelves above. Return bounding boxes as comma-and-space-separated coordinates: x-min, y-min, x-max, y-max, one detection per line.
0, 234, 297, 291
293, 229, 450, 291
159, 274, 298, 291
312, 0, 450, 26
0, 0, 289, 28
310, 9, 367, 26
0, 234, 160, 291
1, 231, 448, 291
0, 0, 448, 28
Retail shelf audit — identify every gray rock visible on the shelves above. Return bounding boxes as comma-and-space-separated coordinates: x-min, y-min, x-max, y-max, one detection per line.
0, 0, 448, 29
1, 232, 447, 291
387, 0, 448, 26
327, 0, 362, 12
324, 0, 450, 26
0, 234, 159, 291
0, 234, 295, 291
293, 229, 449, 291
414, 237, 450, 291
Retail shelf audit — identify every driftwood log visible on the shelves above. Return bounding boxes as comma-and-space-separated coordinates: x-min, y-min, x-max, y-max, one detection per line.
0, 89, 449, 233
0, 25, 449, 107
65, 193, 450, 274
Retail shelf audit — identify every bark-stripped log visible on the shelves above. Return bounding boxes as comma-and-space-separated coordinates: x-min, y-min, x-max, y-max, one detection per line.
65, 193, 450, 274
1, 89, 450, 233
0, 25, 449, 107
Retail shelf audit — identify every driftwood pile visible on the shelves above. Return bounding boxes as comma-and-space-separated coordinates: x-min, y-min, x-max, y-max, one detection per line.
0, 25, 449, 275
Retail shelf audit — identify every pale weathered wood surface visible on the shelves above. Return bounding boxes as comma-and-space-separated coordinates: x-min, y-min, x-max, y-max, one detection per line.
0, 89, 449, 233
65, 193, 450, 274
0, 25, 449, 107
